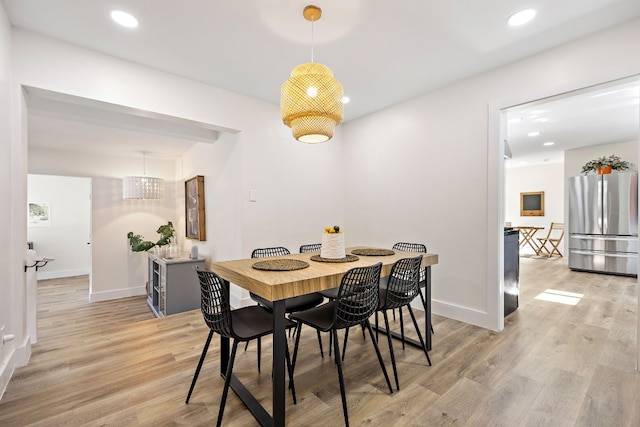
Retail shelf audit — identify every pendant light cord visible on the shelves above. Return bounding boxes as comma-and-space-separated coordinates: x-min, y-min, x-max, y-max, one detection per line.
311, 17, 315, 63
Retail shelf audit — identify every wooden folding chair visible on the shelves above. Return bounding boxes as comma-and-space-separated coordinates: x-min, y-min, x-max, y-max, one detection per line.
536, 222, 564, 257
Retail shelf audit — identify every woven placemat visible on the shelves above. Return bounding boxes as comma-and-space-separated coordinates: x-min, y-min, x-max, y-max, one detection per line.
310, 254, 359, 263
252, 259, 309, 271
351, 248, 395, 256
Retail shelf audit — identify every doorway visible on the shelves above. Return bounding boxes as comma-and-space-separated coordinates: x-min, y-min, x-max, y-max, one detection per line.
27, 174, 92, 342
494, 75, 640, 367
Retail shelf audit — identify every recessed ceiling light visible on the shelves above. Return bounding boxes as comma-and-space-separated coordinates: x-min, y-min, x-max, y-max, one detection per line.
508, 9, 536, 27
111, 10, 138, 28
535, 118, 549, 123
508, 117, 523, 124
528, 131, 540, 137
341, 96, 350, 104
543, 141, 555, 146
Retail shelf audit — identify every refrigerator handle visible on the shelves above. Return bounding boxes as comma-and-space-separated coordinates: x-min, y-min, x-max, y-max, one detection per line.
600, 175, 611, 234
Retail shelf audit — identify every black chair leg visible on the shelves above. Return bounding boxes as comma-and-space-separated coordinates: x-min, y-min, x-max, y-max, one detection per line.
217, 340, 239, 427
399, 307, 406, 350
365, 320, 393, 394
417, 289, 434, 334
185, 329, 214, 403
342, 328, 349, 362
316, 330, 324, 359
407, 305, 431, 366
292, 322, 303, 369
257, 336, 262, 372
244, 341, 249, 351
383, 311, 400, 390
285, 342, 297, 404
332, 329, 350, 427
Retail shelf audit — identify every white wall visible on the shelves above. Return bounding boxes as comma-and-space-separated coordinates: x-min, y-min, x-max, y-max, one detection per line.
505, 163, 565, 254
29, 148, 177, 301
344, 18, 640, 331
0, 1, 19, 398
27, 174, 91, 279
15, 29, 345, 308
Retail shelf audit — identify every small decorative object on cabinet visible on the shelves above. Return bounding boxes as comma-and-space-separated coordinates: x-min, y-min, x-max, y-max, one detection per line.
147, 251, 204, 317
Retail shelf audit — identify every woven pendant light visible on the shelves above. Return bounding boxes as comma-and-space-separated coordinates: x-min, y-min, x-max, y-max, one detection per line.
281, 5, 344, 143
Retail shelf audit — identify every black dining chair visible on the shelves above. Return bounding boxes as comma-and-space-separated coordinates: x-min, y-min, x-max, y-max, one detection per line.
247, 247, 325, 365
391, 242, 434, 335
185, 269, 297, 426
299, 243, 321, 253
376, 255, 431, 390
290, 262, 393, 427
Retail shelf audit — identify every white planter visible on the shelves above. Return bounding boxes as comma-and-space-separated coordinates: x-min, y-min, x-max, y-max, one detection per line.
321, 233, 346, 259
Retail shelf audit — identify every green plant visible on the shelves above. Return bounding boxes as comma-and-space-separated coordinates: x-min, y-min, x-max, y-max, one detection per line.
127, 221, 175, 252
581, 155, 634, 175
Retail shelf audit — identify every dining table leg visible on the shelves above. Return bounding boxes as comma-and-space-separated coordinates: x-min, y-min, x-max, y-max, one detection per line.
272, 300, 287, 427
425, 266, 432, 351
218, 279, 277, 426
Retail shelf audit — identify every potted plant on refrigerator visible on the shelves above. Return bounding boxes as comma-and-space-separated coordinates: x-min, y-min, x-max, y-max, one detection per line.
581, 155, 634, 175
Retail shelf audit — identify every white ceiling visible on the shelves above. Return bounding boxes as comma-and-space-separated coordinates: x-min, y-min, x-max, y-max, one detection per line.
3, 0, 640, 161
506, 78, 640, 167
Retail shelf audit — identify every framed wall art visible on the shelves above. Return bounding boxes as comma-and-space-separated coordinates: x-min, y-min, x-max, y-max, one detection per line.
520, 191, 544, 216
28, 201, 51, 227
185, 175, 206, 241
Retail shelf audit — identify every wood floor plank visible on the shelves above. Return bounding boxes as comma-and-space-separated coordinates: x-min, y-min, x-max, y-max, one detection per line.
574, 365, 640, 427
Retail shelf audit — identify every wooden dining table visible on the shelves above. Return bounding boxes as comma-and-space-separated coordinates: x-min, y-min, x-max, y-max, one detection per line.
512, 225, 545, 254
210, 246, 439, 427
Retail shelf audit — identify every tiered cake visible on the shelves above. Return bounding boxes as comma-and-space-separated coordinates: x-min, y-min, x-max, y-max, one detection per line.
321, 226, 345, 259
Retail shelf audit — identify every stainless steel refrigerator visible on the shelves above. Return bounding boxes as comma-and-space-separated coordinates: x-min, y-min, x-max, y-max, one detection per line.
568, 172, 638, 276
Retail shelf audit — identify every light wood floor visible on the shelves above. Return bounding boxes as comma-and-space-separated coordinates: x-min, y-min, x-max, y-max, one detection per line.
0, 258, 638, 426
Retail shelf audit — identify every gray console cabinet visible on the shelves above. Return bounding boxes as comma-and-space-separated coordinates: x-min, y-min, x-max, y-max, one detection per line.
147, 252, 204, 317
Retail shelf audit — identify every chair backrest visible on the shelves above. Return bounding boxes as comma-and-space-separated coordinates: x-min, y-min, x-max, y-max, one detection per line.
251, 247, 291, 258
333, 263, 382, 329
196, 269, 233, 338
392, 242, 427, 282
299, 243, 321, 253
382, 255, 423, 309
392, 242, 427, 253
545, 222, 564, 240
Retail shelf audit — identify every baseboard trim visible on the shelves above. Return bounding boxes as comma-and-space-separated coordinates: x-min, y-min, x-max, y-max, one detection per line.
90, 286, 146, 303
432, 300, 497, 331
37, 268, 90, 280
0, 336, 31, 400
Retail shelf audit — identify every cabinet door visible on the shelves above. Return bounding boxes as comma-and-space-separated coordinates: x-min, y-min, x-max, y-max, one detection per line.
159, 266, 167, 315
